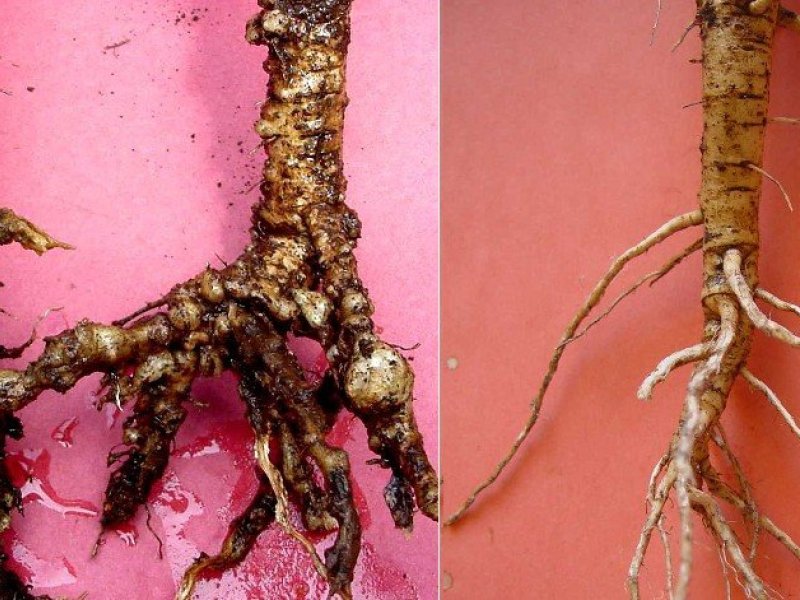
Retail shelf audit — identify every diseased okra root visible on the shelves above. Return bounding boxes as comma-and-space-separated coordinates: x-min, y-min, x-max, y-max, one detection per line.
0, 412, 41, 600
0, 0, 437, 598
0, 211, 66, 600
447, 2, 800, 598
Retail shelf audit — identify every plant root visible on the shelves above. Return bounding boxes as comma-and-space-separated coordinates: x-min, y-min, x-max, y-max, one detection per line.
755, 287, 800, 318
176, 471, 277, 600
0, 212, 64, 599
637, 342, 711, 401
0, 0, 437, 596
770, 116, 800, 125
0, 209, 70, 256
746, 163, 793, 211
725, 249, 800, 346
445, 209, 702, 525
779, 6, 800, 32
742, 368, 800, 440
562, 238, 702, 347
656, 515, 674, 600
689, 488, 767, 598
448, 3, 800, 597
254, 435, 329, 582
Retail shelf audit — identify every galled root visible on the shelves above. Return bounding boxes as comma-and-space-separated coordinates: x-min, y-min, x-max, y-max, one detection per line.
0, 212, 65, 598
447, 2, 800, 597
100, 351, 196, 529
0, 0, 437, 597
232, 311, 361, 597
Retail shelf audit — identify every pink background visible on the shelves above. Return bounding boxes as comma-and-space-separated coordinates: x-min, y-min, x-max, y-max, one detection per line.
0, 1, 437, 599
442, 1, 800, 598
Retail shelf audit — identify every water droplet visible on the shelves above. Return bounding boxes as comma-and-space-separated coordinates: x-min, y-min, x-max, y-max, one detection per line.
9, 537, 77, 588
173, 421, 256, 522
355, 542, 418, 600
50, 416, 79, 448
7, 448, 98, 517
151, 470, 205, 581
176, 436, 221, 458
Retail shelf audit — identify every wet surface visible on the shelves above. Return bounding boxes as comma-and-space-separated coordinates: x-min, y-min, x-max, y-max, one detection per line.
7, 448, 99, 518
0, 0, 437, 597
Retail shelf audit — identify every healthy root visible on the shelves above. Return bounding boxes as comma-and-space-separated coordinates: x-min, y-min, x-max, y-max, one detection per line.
447, 1, 800, 597
0, 0, 437, 597
445, 209, 702, 525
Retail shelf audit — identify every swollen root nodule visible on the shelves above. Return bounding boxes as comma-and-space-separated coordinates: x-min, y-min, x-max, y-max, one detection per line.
447, 2, 800, 598
0, 1, 437, 598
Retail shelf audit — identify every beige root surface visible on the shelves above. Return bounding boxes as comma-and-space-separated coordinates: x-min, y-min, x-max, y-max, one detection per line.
0, 1, 437, 598
447, 2, 800, 598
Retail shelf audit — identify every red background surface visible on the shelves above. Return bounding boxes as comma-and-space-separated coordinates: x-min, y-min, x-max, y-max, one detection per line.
0, 1, 438, 599
442, 1, 800, 598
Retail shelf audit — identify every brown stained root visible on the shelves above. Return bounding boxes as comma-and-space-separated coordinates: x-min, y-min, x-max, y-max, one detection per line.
447, 2, 800, 598
0, 0, 436, 597
101, 351, 196, 527
176, 472, 277, 600
0, 412, 22, 535
279, 420, 339, 532
249, 0, 438, 525
383, 472, 415, 531
231, 311, 361, 596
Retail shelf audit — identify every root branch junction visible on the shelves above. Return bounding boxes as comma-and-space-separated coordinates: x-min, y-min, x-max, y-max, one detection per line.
448, 2, 800, 598
0, 1, 437, 598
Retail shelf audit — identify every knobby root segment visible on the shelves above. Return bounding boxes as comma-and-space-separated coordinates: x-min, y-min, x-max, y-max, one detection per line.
0, 208, 71, 256
451, 2, 800, 597
445, 209, 702, 526
0, 0, 437, 597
